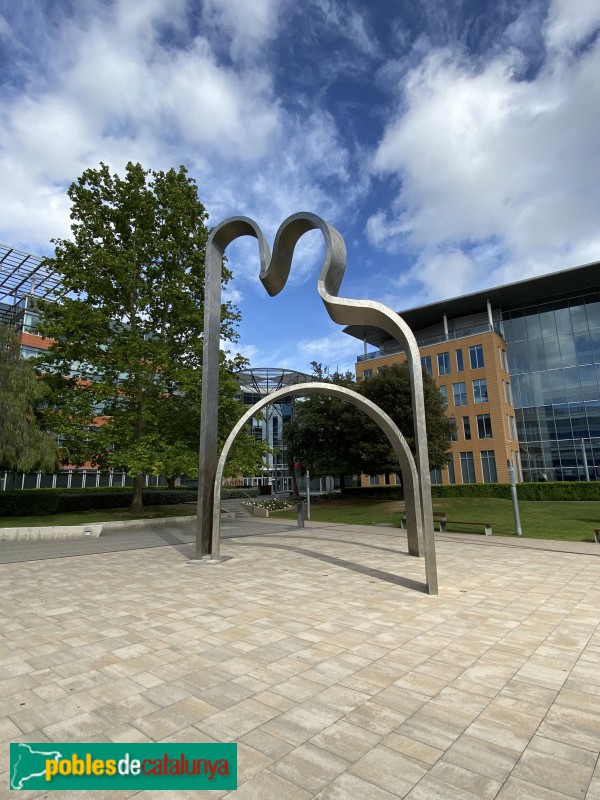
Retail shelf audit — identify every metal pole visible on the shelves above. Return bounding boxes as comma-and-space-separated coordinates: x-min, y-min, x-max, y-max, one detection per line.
508, 466, 522, 536
306, 469, 311, 520
581, 439, 590, 481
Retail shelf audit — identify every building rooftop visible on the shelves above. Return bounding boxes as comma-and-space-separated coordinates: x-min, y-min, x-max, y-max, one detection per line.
344, 258, 600, 348
0, 242, 63, 304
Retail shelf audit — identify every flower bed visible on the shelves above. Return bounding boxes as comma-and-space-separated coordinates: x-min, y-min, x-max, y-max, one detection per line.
243, 499, 296, 518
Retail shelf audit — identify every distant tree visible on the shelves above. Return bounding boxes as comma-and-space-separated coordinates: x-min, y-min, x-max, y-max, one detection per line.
358, 362, 452, 475
36, 162, 262, 512
0, 325, 56, 479
283, 361, 452, 486
283, 363, 364, 490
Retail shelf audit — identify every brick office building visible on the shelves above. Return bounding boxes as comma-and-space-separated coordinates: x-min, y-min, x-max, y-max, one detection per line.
345, 260, 600, 485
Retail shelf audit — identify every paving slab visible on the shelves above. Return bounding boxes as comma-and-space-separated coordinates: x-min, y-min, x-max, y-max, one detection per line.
1, 518, 600, 798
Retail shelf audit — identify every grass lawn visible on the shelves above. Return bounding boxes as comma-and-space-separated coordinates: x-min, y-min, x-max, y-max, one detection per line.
272, 497, 600, 543
0, 504, 196, 528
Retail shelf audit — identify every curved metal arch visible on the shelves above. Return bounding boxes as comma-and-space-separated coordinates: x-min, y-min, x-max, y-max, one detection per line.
197, 212, 437, 595
211, 382, 439, 594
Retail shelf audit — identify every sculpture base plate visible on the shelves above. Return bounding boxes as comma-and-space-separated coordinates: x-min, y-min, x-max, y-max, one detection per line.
187, 556, 224, 566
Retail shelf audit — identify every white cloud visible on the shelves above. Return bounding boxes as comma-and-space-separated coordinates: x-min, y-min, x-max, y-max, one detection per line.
544, 0, 600, 51
0, 0, 360, 289
201, 0, 284, 60
368, 1, 600, 302
276, 327, 362, 374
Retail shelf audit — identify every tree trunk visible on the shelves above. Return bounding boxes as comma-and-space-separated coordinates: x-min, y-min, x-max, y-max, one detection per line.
339, 474, 346, 493
166, 475, 176, 490
131, 474, 144, 513
289, 461, 300, 499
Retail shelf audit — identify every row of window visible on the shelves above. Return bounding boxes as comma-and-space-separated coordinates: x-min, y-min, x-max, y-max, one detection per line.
440, 378, 489, 406
519, 439, 600, 482
516, 402, 600, 442
430, 450, 498, 484
503, 295, 600, 344
449, 413, 517, 442
422, 344, 485, 378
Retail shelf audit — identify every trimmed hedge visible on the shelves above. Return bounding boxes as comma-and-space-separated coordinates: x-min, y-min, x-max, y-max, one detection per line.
341, 486, 404, 500
340, 481, 600, 503
0, 488, 198, 517
222, 488, 259, 499
0, 490, 61, 517
58, 490, 197, 513
432, 482, 600, 501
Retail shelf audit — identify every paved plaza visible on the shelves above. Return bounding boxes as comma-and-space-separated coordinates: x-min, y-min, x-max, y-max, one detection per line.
1, 518, 600, 798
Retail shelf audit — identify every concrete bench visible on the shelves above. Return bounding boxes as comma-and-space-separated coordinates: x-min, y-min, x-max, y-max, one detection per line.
400, 511, 446, 531
594, 528, 600, 544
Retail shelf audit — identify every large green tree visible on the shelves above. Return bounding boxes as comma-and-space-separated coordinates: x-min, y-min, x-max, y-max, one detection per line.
283, 364, 365, 489
358, 362, 453, 475
0, 325, 56, 479
283, 361, 452, 486
36, 162, 263, 511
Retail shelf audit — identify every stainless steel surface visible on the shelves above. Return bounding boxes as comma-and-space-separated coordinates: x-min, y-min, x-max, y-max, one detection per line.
211, 382, 438, 593
197, 212, 438, 594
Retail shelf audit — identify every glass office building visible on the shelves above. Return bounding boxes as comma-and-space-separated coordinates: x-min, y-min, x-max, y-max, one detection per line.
348, 259, 600, 483
503, 291, 600, 481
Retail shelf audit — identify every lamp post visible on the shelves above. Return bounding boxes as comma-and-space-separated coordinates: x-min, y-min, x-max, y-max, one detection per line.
581, 438, 591, 482
306, 469, 311, 520
509, 466, 522, 536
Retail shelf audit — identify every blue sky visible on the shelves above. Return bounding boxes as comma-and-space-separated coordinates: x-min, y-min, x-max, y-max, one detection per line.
1, 0, 600, 373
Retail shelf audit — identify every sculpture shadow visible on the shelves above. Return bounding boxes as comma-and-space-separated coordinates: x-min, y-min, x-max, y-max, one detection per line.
228, 538, 428, 593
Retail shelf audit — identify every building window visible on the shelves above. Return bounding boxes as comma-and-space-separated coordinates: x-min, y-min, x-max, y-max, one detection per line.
506, 382, 513, 405
469, 344, 485, 369
447, 457, 456, 484
477, 413, 493, 438
369, 475, 380, 485
438, 352, 451, 376
430, 467, 442, 485
453, 382, 467, 406
473, 378, 488, 403
456, 349, 464, 371
421, 356, 432, 376
460, 452, 476, 483
462, 416, 472, 440
363, 369, 372, 379
20, 345, 44, 359
439, 385, 447, 406
448, 417, 458, 442
481, 450, 498, 483
502, 350, 509, 371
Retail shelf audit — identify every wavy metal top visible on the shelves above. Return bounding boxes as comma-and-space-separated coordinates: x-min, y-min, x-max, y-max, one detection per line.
198, 210, 437, 594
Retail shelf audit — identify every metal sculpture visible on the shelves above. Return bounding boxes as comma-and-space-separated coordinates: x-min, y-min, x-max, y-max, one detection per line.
212, 382, 430, 581
196, 212, 438, 595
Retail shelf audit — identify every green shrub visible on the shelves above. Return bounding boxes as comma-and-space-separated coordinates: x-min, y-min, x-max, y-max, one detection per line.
222, 487, 259, 499
58, 489, 197, 513
341, 486, 404, 500
0, 489, 61, 517
431, 482, 600, 501
431, 484, 510, 499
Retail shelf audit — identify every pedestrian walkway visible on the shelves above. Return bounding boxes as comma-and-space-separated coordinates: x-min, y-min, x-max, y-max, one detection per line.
1, 519, 599, 798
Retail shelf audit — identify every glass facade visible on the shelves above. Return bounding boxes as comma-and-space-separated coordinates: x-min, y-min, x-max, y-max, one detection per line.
503, 292, 600, 481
